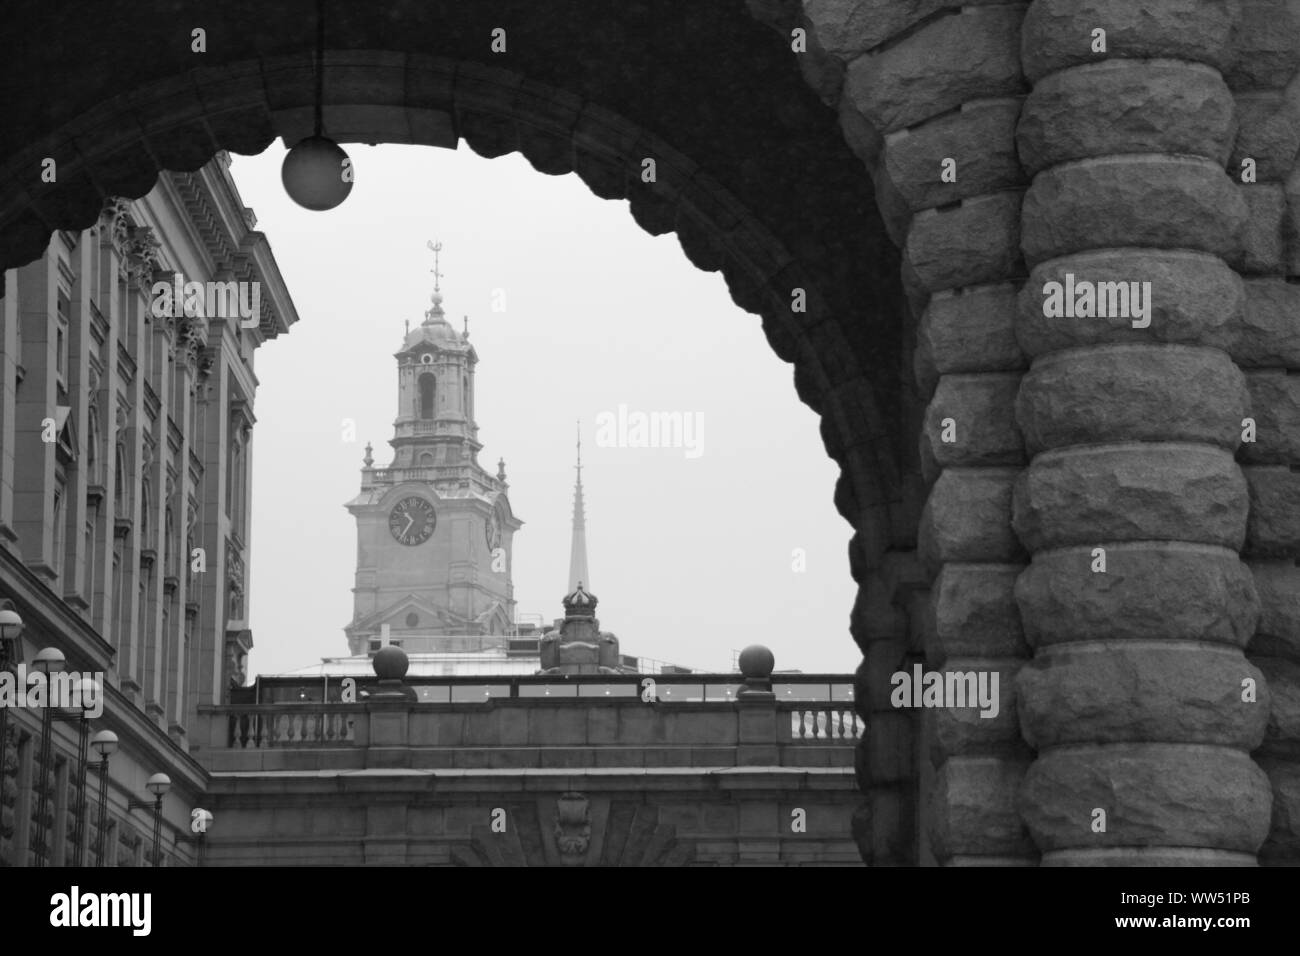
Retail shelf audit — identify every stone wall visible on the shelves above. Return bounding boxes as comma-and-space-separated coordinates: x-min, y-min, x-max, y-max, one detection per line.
796, 0, 1300, 865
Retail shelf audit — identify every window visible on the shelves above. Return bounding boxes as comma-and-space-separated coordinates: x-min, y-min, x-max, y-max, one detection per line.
52, 480, 65, 575
226, 436, 241, 520
164, 506, 175, 577
113, 444, 127, 518
419, 372, 435, 420
111, 538, 124, 653
140, 478, 151, 543
84, 511, 96, 604
56, 289, 70, 381
86, 407, 100, 484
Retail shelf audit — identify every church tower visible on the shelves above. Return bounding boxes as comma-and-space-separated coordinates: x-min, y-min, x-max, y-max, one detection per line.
344, 243, 521, 656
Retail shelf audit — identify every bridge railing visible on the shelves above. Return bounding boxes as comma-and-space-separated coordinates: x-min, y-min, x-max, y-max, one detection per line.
198, 673, 862, 771
234, 672, 855, 704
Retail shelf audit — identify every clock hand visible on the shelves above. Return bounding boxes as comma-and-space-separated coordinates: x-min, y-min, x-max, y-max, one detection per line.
403, 514, 414, 536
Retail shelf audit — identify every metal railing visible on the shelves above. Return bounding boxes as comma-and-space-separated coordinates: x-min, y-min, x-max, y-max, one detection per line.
236, 672, 855, 705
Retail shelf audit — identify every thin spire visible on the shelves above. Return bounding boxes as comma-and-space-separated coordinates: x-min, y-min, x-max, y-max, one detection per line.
567, 420, 589, 594
424, 239, 446, 323
427, 239, 443, 293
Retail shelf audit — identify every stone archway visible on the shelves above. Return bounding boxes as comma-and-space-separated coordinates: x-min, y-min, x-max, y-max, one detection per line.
4, 0, 1297, 867
0, 1, 923, 863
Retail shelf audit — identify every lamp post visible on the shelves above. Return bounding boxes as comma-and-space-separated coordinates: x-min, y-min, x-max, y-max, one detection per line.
188, 807, 213, 867
31, 646, 66, 867
90, 729, 118, 867
128, 773, 171, 867
0, 601, 23, 803
66, 678, 100, 866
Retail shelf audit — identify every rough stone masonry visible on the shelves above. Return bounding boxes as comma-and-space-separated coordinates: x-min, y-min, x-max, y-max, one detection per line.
0, 0, 1296, 865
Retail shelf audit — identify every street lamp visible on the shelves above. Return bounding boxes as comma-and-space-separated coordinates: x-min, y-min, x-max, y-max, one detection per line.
188, 807, 214, 867
64, 678, 100, 866
128, 773, 171, 867
90, 729, 118, 867
0, 600, 22, 820
31, 646, 66, 867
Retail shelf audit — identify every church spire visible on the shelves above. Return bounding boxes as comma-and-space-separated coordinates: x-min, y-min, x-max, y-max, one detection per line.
424, 238, 446, 323
567, 420, 590, 594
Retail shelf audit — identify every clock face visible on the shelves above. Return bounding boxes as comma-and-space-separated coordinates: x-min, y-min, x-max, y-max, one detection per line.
389, 496, 436, 546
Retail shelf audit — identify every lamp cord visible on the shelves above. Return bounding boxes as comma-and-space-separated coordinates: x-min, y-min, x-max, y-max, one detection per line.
314, 0, 325, 138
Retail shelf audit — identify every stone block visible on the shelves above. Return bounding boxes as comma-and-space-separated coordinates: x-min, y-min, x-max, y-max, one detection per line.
882, 99, 1025, 212
914, 283, 1025, 397
1257, 758, 1300, 863
1016, 249, 1243, 358
1021, 156, 1247, 266
1013, 444, 1248, 551
929, 755, 1035, 859
1236, 183, 1286, 275
921, 373, 1025, 477
1018, 60, 1235, 176
904, 192, 1023, 293
864, 710, 913, 784
919, 468, 1025, 571
1244, 465, 1300, 557
1248, 560, 1300, 659
1017, 643, 1268, 749
1241, 369, 1300, 464
1231, 279, 1300, 367
805, 0, 1011, 58
1020, 0, 1236, 83
1224, 0, 1300, 91
1019, 744, 1273, 852
928, 659, 1026, 761
1252, 655, 1300, 752
1016, 344, 1247, 454
1016, 543, 1259, 648
925, 563, 1029, 664
843, 6, 1025, 134
1230, 91, 1300, 184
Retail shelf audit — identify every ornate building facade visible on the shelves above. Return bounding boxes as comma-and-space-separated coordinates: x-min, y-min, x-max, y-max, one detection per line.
0, 153, 297, 866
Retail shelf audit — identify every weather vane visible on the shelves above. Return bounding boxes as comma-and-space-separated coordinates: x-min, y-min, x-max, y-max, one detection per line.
427, 239, 443, 293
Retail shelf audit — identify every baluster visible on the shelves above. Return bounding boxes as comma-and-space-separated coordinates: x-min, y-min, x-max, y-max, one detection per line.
802, 709, 814, 740
324, 712, 336, 742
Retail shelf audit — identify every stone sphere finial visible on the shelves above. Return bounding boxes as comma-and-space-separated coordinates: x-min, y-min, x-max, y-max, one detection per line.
738, 645, 775, 698
373, 644, 409, 681
739, 645, 774, 680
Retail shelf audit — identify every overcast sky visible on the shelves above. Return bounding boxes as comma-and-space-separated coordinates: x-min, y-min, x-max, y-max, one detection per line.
232, 141, 858, 676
